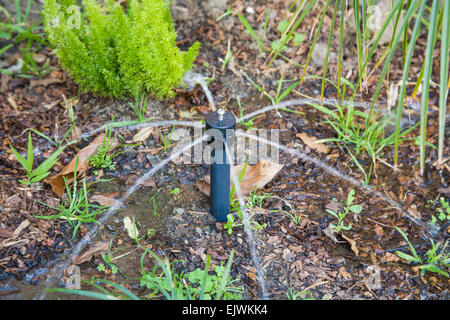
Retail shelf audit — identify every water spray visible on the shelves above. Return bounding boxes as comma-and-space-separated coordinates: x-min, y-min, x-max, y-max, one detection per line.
205, 108, 236, 222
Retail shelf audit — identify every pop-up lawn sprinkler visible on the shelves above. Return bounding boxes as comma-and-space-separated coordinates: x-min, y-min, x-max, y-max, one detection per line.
205, 109, 236, 222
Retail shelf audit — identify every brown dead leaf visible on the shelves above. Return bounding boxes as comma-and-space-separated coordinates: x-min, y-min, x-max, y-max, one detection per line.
341, 234, 359, 257
133, 127, 154, 143
383, 252, 400, 262
196, 159, 283, 197
72, 241, 109, 265
45, 133, 116, 196
296, 132, 329, 154
90, 194, 121, 207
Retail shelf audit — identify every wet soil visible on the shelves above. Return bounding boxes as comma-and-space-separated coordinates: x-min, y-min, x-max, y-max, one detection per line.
1, 0, 449, 300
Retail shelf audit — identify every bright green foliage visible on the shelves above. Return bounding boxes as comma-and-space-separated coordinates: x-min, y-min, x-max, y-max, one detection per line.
326, 189, 362, 233
395, 227, 449, 277
35, 159, 109, 239
88, 124, 121, 171
140, 249, 242, 300
42, 0, 200, 98
10, 132, 66, 185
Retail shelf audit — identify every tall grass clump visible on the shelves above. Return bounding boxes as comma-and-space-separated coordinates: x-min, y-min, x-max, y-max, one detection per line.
42, 0, 200, 99
263, 0, 449, 173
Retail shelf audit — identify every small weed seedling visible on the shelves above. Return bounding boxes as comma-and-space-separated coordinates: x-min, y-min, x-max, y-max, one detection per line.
236, 95, 255, 130
149, 189, 161, 218
395, 227, 449, 277
88, 125, 122, 171
240, 70, 301, 114
1, 0, 48, 78
326, 189, 362, 233
129, 90, 150, 123
237, 11, 269, 55
269, 196, 301, 225
225, 176, 268, 236
97, 240, 119, 275
25, 123, 76, 148
437, 198, 450, 222
158, 126, 175, 153
286, 289, 314, 300
308, 93, 417, 183
140, 249, 242, 300
35, 159, 108, 239
10, 131, 66, 185
169, 187, 180, 195
271, 19, 305, 53
286, 288, 329, 300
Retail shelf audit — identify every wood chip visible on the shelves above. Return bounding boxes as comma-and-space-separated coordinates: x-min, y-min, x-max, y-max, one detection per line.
12, 219, 30, 238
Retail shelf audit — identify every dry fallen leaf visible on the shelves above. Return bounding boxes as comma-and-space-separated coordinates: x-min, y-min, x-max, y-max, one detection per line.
296, 132, 329, 154
45, 133, 116, 196
341, 234, 359, 257
383, 252, 400, 262
196, 159, 283, 197
133, 127, 155, 143
90, 194, 121, 207
72, 241, 109, 265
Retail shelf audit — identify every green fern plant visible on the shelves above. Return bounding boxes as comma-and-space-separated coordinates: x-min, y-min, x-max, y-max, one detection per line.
42, 0, 200, 99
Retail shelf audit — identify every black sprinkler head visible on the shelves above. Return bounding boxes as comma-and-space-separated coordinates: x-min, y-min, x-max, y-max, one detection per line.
205, 109, 236, 222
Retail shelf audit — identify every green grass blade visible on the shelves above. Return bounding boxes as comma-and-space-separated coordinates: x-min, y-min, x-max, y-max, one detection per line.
367, 1, 420, 124
237, 13, 261, 52
199, 254, 211, 300
46, 288, 119, 300
93, 278, 141, 300
300, 0, 331, 85
419, 0, 440, 173
26, 132, 34, 171
32, 145, 66, 178
321, 0, 338, 101
395, 226, 422, 263
266, 0, 315, 69
10, 143, 30, 173
438, 0, 450, 163
393, 0, 426, 166
215, 249, 234, 300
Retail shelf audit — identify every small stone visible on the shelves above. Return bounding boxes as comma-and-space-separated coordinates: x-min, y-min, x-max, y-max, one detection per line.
146, 154, 161, 166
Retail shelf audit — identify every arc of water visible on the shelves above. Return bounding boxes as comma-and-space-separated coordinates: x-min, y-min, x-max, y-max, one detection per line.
236, 97, 381, 124
183, 72, 216, 111
235, 131, 429, 236
78, 120, 205, 141
224, 143, 270, 300
38, 135, 208, 300
28, 120, 204, 162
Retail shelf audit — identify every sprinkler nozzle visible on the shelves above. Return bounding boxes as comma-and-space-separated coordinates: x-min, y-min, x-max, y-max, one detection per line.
217, 108, 225, 121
